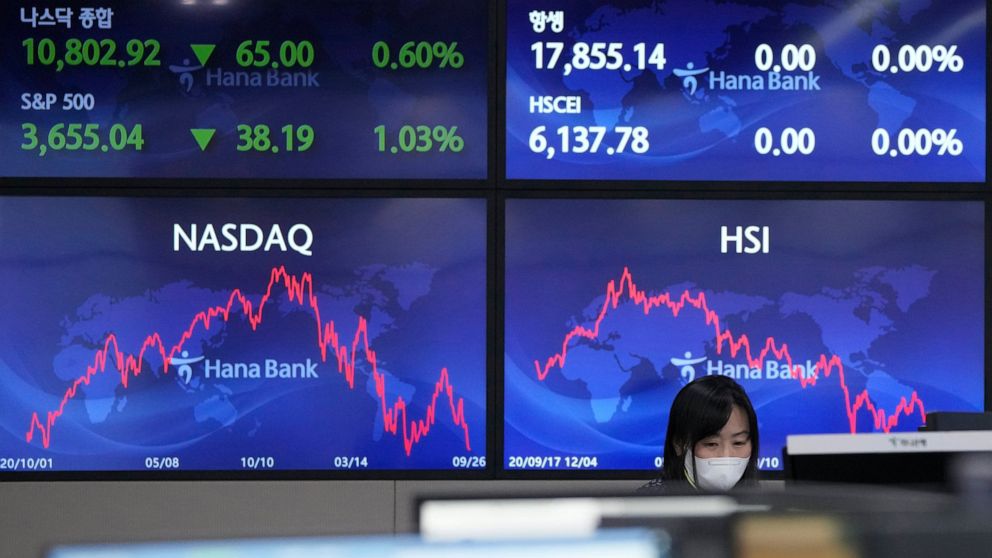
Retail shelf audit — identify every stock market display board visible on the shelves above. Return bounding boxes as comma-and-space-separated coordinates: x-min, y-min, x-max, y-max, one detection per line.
504, 199, 984, 471
0, 197, 488, 473
1, 1, 488, 179
506, 0, 986, 182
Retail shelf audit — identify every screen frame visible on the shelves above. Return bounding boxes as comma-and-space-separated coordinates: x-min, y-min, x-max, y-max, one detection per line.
0, 0, 988, 483
494, 188, 990, 481
0, 186, 497, 482
497, 0, 990, 190
0, 0, 496, 184
0, 0, 501, 481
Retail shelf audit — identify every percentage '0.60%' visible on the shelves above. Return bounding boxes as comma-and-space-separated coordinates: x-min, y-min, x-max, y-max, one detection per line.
372, 41, 463, 69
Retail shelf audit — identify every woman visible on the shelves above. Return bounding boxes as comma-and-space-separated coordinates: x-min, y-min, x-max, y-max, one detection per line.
641, 374, 760, 492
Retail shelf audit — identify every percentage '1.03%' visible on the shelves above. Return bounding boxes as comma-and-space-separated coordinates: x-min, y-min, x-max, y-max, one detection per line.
374, 125, 464, 153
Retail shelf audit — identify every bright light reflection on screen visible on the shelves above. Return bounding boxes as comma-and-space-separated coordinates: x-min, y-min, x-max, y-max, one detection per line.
48, 531, 664, 558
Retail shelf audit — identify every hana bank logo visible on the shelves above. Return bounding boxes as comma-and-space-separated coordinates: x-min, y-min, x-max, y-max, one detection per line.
170, 350, 205, 384
169, 58, 204, 93
674, 62, 709, 97
670, 351, 706, 383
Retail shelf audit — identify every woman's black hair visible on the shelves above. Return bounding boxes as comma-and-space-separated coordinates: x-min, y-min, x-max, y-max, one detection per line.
659, 375, 760, 488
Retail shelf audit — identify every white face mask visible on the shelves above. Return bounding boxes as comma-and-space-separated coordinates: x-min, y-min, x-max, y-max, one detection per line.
684, 450, 749, 491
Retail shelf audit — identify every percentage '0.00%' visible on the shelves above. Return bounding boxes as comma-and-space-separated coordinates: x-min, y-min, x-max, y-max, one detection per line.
871, 128, 963, 157
871, 44, 964, 74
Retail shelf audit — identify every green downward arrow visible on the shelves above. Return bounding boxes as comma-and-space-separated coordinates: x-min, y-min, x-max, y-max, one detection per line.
190, 128, 216, 151
190, 44, 216, 66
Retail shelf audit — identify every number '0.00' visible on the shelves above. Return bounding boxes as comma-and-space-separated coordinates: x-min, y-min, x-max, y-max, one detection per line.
754, 44, 816, 72
754, 127, 816, 155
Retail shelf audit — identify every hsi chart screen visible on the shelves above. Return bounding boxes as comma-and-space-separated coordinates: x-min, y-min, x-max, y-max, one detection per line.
0, 197, 487, 474
504, 199, 984, 471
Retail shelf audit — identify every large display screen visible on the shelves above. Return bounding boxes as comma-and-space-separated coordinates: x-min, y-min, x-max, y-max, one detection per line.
1, 1, 487, 179
506, 0, 986, 182
504, 199, 984, 471
0, 197, 487, 473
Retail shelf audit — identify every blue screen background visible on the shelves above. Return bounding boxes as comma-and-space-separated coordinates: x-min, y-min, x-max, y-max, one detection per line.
504, 199, 984, 470
506, 0, 986, 182
0, 197, 487, 471
0, 0, 488, 179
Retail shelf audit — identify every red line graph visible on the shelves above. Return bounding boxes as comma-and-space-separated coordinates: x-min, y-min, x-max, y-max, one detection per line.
25, 266, 472, 456
533, 267, 926, 434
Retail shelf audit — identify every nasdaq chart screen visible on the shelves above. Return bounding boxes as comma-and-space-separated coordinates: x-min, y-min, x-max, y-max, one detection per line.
0, 197, 487, 473
1, 1, 487, 179
506, 0, 986, 182
504, 199, 984, 471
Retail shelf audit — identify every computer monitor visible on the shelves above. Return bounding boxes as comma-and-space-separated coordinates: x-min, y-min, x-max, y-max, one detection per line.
47, 532, 664, 558
784, 431, 992, 487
